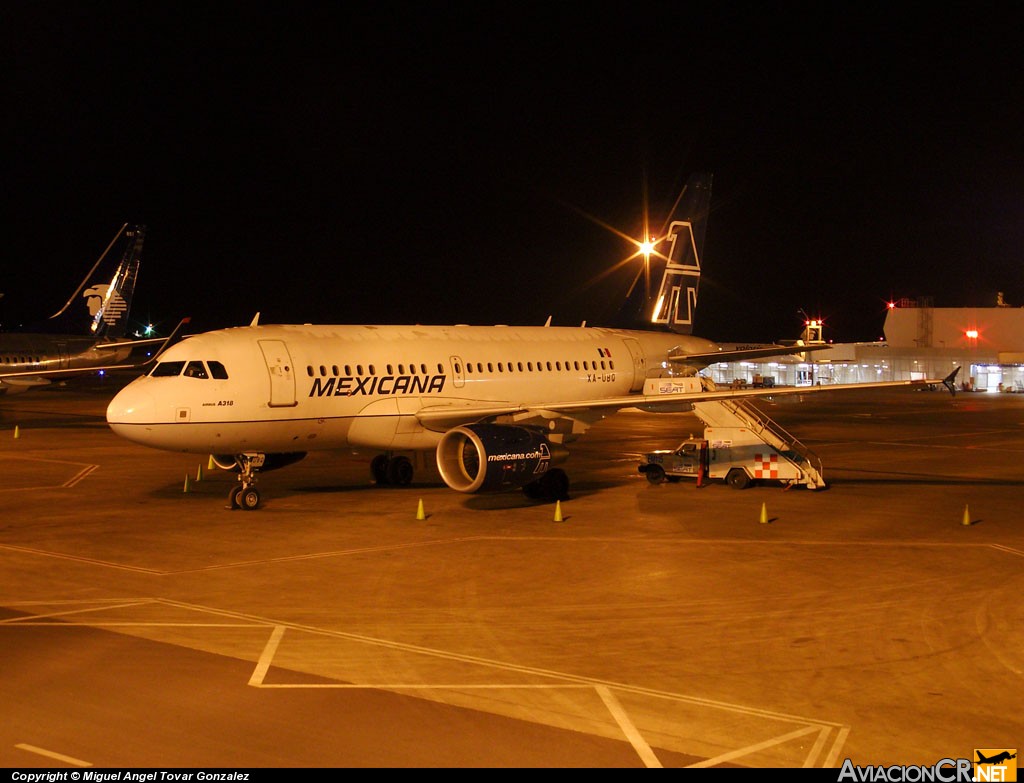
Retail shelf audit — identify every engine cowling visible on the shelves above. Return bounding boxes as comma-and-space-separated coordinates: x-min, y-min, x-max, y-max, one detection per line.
210, 452, 308, 472
436, 423, 566, 493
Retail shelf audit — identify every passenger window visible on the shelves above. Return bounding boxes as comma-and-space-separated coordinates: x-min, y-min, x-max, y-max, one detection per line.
208, 361, 229, 379
150, 361, 186, 377
184, 361, 209, 379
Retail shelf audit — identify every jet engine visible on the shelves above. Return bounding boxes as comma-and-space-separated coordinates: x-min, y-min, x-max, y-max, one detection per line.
210, 452, 308, 472
435, 423, 567, 493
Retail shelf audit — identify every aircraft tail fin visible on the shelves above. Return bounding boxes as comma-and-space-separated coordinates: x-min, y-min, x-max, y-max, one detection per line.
648, 173, 712, 334
49, 223, 145, 339
613, 173, 712, 334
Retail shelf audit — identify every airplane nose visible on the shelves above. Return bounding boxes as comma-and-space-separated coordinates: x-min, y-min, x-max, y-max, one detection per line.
106, 384, 156, 440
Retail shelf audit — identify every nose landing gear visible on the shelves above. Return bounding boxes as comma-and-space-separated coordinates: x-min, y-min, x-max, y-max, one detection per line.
228, 453, 266, 510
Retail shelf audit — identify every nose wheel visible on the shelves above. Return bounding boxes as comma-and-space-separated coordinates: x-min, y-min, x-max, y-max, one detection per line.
228, 453, 266, 510
229, 484, 261, 510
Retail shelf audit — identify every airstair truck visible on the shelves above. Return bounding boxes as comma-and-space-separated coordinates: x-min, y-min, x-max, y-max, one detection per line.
636, 378, 827, 489
639, 426, 821, 489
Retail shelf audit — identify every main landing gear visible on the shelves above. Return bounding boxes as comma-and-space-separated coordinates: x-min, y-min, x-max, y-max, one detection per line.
522, 468, 570, 502
371, 453, 414, 486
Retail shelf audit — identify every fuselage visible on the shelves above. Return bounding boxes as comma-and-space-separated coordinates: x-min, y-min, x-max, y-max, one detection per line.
106, 323, 716, 454
0, 333, 132, 394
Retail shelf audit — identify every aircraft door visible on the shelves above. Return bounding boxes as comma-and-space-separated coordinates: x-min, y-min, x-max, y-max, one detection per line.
449, 355, 465, 389
622, 338, 646, 392
56, 342, 70, 370
258, 339, 297, 408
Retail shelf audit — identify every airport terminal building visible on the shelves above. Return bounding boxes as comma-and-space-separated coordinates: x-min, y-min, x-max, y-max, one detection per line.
703, 298, 1024, 393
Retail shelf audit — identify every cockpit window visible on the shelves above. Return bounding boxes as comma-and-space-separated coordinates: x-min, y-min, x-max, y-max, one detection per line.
150, 361, 186, 377
184, 361, 209, 379
208, 361, 228, 379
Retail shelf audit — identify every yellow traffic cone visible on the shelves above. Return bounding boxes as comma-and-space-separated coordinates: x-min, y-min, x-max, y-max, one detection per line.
196, 464, 204, 482
183, 474, 191, 493
416, 498, 426, 520
962, 504, 971, 526
13, 425, 20, 439
553, 500, 563, 522
759, 502, 768, 524
207, 454, 215, 470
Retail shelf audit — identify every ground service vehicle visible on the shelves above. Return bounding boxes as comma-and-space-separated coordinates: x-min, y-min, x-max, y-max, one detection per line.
638, 425, 825, 489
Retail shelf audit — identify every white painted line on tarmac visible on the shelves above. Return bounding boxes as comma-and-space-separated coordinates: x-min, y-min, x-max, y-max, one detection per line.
688, 724, 820, 768
0, 599, 153, 623
64, 463, 99, 487
250, 624, 287, 686
596, 684, 662, 768
14, 743, 92, 766
823, 725, 851, 768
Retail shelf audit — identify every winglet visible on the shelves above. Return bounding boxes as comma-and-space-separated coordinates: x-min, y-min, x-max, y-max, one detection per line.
942, 366, 960, 396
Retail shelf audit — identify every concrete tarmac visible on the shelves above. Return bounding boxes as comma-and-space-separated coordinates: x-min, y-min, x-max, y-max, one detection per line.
1, 376, 1022, 768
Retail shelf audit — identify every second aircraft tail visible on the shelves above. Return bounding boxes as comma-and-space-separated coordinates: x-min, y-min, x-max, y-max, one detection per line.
49, 223, 145, 340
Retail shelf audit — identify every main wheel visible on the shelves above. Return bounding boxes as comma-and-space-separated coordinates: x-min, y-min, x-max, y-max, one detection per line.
539, 468, 569, 501
726, 469, 752, 490
371, 454, 389, 484
645, 465, 667, 484
386, 456, 414, 486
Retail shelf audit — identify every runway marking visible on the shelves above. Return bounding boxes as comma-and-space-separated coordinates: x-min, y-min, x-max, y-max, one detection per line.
0, 537, 1017, 578
183, 598, 848, 767
0, 543, 163, 573
596, 684, 661, 768
687, 724, 819, 767
0, 599, 154, 623
0, 454, 99, 492
3, 596, 850, 767
64, 463, 99, 487
990, 543, 1024, 557
824, 726, 851, 767
14, 743, 92, 766
250, 625, 287, 686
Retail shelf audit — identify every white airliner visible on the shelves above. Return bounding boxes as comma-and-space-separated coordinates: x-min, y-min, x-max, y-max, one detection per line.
0, 224, 184, 394
105, 175, 958, 509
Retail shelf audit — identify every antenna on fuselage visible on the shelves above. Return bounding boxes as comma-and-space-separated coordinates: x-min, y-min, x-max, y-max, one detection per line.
250, 312, 260, 326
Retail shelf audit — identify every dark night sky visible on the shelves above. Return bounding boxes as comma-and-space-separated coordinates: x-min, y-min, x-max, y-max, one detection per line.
4, 3, 1023, 343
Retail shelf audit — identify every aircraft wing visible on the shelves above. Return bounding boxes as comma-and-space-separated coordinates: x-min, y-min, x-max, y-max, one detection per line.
669, 342, 834, 364
94, 334, 189, 351
416, 368, 960, 431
